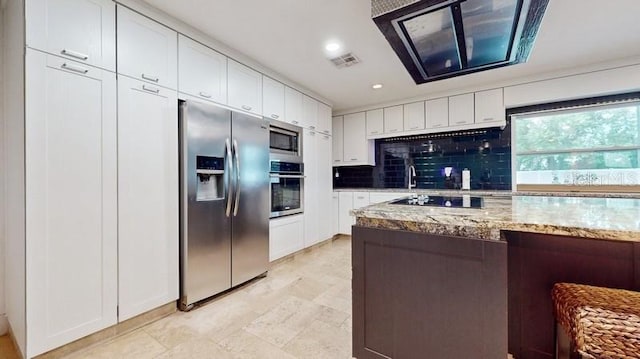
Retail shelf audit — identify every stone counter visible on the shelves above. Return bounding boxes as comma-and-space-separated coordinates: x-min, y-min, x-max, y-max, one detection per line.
352, 195, 640, 241
335, 187, 640, 199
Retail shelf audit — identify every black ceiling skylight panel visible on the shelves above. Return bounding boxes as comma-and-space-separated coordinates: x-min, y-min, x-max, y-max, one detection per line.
373, 0, 549, 84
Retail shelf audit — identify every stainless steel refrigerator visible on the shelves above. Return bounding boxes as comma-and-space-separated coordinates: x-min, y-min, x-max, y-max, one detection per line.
178, 100, 270, 311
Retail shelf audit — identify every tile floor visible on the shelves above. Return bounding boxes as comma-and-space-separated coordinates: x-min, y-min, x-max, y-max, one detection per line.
0, 236, 353, 359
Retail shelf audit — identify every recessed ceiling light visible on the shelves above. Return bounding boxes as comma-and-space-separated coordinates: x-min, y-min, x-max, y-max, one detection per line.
372, 84, 383, 89
325, 42, 340, 52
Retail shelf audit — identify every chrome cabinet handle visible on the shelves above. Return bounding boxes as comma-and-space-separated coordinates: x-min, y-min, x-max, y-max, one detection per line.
199, 91, 212, 98
61, 63, 88, 74
61, 49, 88, 61
455, 121, 466, 124
142, 84, 159, 93
271, 114, 279, 119
334, 160, 341, 162
241, 105, 252, 111
433, 124, 443, 127
225, 138, 233, 217
141, 73, 159, 82
233, 139, 240, 217
410, 126, 419, 129
350, 158, 358, 161
370, 131, 379, 134
482, 117, 494, 122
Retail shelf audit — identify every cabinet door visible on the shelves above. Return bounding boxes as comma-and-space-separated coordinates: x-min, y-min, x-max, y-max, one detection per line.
317, 133, 333, 241
284, 86, 303, 126
269, 215, 304, 262
366, 109, 384, 137
353, 192, 371, 209
303, 129, 319, 247
117, 5, 177, 89
426, 98, 449, 129
117, 76, 178, 321
338, 192, 353, 235
369, 192, 412, 204
178, 35, 227, 104
25, 50, 117, 356
302, 95, 318, 130
449, 93, 475, 126
384, 105, 403, 134
475, 88, 505, 125
262, 76, 285, 121
228, 59, 262, 115
332, 116, 344, 165
332, 193, 340, 236
343, 112, 367, 163
27, 0, 115, 71
404, 101, 425, 131
317, 102, 332, 135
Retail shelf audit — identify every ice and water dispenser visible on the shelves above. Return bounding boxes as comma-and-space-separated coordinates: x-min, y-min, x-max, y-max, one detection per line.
195, 155, 225, 201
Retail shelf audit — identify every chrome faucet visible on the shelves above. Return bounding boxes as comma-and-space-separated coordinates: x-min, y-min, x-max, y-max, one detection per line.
408, 165, 417, 190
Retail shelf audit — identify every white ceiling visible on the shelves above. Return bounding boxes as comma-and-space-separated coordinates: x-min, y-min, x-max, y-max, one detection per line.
141, 0, 640, 112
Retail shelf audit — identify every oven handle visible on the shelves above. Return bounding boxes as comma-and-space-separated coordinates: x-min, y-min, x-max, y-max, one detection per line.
269, 174, 306, 179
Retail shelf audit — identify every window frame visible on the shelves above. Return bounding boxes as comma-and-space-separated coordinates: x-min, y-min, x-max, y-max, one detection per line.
509, 93, 640, 193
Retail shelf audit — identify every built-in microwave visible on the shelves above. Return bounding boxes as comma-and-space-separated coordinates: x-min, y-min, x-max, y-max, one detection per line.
269, 160, 304, 218
269, 122, 302, 160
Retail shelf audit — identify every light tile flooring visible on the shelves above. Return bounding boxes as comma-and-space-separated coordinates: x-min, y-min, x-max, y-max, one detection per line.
0, 236, 353, 359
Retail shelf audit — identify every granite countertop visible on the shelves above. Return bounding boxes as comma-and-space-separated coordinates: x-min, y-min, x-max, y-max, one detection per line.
335, 187, 640, 199
352, 195, 640, 242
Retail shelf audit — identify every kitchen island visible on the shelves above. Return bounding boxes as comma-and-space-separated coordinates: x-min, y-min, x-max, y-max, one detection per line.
351, 195, 640, 359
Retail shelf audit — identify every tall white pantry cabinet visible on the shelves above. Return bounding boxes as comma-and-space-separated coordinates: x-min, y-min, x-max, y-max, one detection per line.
4, 0, 178, 357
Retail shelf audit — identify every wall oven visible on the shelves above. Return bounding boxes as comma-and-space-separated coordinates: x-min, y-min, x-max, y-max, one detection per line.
270, 160, 304, 218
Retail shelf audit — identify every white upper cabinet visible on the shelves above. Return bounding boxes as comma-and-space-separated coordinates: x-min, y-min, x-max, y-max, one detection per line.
366, 109, 384, 137
262, 76, 285, 121
426, 98, 449, 129
475, 88, 505, 125
448, 93, 475, 126
227, 59, 262, 115
332, 116, 344, 165
302, 95, 318, 130
284, 86, 303, 126
117, 5, 177, 89
26, 0, 116, 71
384, 105, 403, 134
403, 101, 425, 131
25, 49, 117, 356
317, 102, 332, 135
178, 35, 227, 104
343, 112, 368, 164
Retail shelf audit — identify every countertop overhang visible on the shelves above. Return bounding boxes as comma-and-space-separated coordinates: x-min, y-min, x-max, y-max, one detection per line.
352, 195, 640, 242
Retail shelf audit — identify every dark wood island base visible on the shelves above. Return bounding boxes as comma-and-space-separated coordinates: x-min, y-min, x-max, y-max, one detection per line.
352, 225, 508, 359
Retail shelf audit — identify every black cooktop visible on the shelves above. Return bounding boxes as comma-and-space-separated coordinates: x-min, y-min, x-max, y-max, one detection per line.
390, 195, 483, 208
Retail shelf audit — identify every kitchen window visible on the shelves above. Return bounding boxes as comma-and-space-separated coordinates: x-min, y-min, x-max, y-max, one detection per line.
512, 96, 640, 192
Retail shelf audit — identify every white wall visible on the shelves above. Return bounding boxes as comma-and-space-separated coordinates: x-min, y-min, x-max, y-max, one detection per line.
0, 0, 7, 336
3, 0, 26, 356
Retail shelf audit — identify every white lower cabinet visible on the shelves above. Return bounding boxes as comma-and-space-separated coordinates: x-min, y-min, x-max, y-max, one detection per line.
25, 49, 118, 357
338, 192, 354, 235
269, 215, 304, 261
117, 76, 179, 321
332, 193, 340, 236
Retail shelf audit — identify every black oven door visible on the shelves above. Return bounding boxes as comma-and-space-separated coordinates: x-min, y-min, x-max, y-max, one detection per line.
270, 174, 304, 218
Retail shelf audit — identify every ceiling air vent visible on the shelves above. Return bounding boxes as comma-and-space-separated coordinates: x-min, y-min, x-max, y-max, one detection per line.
329, 53, 361, 68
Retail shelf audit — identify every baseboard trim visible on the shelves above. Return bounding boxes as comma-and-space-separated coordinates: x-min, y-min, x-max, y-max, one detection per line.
34, 302, 176, 359
0, 315, 8, 336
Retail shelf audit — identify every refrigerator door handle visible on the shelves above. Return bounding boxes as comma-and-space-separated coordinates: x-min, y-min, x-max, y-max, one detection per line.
225, 138, 233, 217
233, 139, 240, 217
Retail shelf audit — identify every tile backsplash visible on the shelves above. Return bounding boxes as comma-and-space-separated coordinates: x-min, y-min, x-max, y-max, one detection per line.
333, 121, 512, 190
